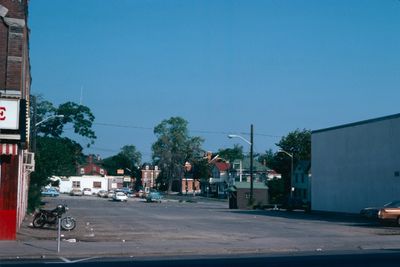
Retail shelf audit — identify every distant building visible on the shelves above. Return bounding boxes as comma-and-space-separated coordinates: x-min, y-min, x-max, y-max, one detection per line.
141, 164, 160, 189
312, 113, 400, 213
77, 155, 107, 176
292, 160, 311, 204
231, 157, 281, 183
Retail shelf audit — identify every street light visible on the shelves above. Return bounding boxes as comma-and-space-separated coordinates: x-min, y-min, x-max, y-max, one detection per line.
33, 115, 64, 152
228, 124, 254, 204
278, 149, 294, 198
35, 115, 64, 127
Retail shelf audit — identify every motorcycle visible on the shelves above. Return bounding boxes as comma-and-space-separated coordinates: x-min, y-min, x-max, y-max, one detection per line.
32, 204, 76, 231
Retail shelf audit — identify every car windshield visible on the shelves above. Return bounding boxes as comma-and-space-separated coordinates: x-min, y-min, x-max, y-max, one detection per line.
384, 201, 400, 208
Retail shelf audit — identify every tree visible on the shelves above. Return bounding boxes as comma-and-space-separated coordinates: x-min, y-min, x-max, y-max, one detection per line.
29, 96, 96, 211
29, 137, 85, 210
275, 129, 311, 196
103, 145, 142, 175
34, 95, 96, 147
152, 117, 204, 193
217, 144, 244, 163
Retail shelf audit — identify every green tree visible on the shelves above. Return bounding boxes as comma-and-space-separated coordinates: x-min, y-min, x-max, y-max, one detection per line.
218, 144, 244, 163
103, 145, 142, 175
34, 96, 96, 147
274, 129, 311, 196
29, 96, 96, 211
152, 117, 204, 193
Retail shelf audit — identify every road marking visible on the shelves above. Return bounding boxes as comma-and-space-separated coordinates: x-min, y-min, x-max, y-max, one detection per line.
45, 257, 99, 264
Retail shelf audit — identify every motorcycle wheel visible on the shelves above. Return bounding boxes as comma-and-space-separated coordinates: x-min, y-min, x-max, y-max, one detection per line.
32, 214, 46, 228
61, 217, 76, 231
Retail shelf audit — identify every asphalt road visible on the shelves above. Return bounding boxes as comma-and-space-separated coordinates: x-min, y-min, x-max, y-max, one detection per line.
3, 252, 400, 267
12, 194, 400, 260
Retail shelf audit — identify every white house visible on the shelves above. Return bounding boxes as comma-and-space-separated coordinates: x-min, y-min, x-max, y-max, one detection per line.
55, 175, 108, 194
312, 113, 400, 213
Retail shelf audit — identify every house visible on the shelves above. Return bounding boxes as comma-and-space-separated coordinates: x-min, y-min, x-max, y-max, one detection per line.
181, 161, 200, 195
208, 160, 231, 198
77, 155, 107, 176
231, 157, 281, 183
292, 160, 311, 204
141, 164, 160, 190
55, 175, 108, 194
312, 113, 400, 213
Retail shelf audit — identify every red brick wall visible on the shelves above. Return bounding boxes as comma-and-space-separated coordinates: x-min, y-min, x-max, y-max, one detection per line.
0, 155, 19, 240
0, 0, 30, 240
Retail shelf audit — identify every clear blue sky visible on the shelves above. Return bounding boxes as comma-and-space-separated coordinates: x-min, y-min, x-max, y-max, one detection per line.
28, 0, 400, 162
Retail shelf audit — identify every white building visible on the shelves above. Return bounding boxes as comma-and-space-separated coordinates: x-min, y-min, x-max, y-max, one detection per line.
55, 175, 108, 194
312, 114, 400, 213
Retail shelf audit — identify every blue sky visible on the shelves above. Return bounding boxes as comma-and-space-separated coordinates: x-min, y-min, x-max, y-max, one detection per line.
28, 0, 400, 162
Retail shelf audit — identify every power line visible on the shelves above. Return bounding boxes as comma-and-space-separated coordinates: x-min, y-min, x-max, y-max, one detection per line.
93, 122, 282, 138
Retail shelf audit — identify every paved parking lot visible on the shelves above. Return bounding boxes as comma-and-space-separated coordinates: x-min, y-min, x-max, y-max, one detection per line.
16, 194, 400, 257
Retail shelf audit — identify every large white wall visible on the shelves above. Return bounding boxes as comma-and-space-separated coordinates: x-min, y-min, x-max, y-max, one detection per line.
312, 115, 400, 213
58, 176, 108, 194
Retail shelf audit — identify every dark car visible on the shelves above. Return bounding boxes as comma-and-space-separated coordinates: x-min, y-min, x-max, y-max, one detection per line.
146, 191, 163, 203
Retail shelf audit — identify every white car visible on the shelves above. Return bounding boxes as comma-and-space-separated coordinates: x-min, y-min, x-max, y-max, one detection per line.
113, 192, 128, 202
83, 188, 92, 196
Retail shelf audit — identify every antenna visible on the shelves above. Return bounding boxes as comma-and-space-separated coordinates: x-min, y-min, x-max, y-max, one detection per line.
80, 86, 84, 105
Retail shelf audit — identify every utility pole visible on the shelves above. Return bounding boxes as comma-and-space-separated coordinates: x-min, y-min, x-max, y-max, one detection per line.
250, 124, 254, 204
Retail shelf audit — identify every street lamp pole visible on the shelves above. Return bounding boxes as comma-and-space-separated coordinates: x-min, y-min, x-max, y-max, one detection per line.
279, 149, 294, 198
33, 114, 64, 152
228, 124, 254, 204
250, 124, 254, 203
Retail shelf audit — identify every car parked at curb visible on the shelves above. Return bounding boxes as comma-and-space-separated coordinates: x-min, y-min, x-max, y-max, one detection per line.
41, 187, 59, 197
377, 200, 400, 225
70, 189, 83, 196
97, 190, 108, 198
83, 188, 92, 196
361, 200, 400, 225
146, 191, 163, 203
113, 192, 128, 202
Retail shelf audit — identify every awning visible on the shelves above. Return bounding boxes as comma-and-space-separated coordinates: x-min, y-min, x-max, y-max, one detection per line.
0, 143, 18, 155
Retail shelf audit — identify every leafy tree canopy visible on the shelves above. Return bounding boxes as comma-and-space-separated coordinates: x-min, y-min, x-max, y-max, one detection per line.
218, 144, 244, 163
103, 145, 142, 176
34, 96, 96, 146
152, 117, 204, 192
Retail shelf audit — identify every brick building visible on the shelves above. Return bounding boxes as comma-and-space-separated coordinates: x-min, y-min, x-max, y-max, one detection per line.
77, 155, 107, 176
0, 0, 32, 240
141, 164, 160, 189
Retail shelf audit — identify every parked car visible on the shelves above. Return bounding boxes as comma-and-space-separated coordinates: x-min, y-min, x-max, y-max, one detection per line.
135, 190, 144, 198
361, 200, 400, 221
146, 191, 163, 203
70, 189, 83, 196
113, 192, 128, 202
97, 190, 108, 198
41, 187, 59, 197
83, 188, 92, 196
377, 201, 400, 225
107, 190, 115, 198
120, 187, 133, 197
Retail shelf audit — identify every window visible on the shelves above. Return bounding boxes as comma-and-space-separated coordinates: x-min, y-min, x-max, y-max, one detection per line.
93, 182, 101, 188
73, 181, 81, 188
301, 175, 305, 184
93, 166, 97, 172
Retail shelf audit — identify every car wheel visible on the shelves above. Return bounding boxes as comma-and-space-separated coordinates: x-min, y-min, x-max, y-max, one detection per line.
397, 217, 400, 226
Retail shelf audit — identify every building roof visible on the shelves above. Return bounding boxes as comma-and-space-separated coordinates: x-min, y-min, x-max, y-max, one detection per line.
213, 162, 230, 171
232, 182, 268, 190
312, 113, 400, 134
233, 157, 271, 172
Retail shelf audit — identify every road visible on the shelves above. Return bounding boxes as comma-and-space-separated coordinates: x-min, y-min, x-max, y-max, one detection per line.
4, 194, 400, 263
3, 252, 400, 267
